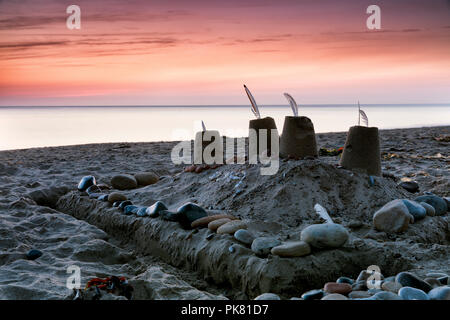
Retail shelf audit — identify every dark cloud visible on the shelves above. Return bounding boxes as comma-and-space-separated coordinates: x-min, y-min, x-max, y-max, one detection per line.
0, 41, 68, 49
402, 29, 421, 33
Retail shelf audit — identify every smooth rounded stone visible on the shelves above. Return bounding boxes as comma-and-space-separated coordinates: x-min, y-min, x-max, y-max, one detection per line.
336, 277, 354, 285
301, 289, 324, 300
401, 199, 427, 220
136, 207, 147, 217
420, 202, 435, 216
300, 223, 349, 249
368, 291, 402, 300
191, 214, 237, 229
384, 276, 396, 282
368, 288, 383, 294
78, 176, 96, 191
134, 172, 159, 186
381, 281, 402, 294
251, 237, 281, 256
108, 192, 127, 204
233, 229, 255, 246
208, 218, 232, 231
426, 272, 448, 279
373, 199, 411, 233
395, 272, 432, 293
110, 174, 138, 190
26, 249, 43, 260
146, 201, 168, 218
428, 286, 450, 300
124, 205, 139, 215
321, 293, 348, 300
112, 201, 121, 207
444, 197, 450, 211
415, 195, 447, 216
88, 193, 103, 199
424, 277, 442, 288
118, 200, 133, 211
98, 194, 109, 202
159, 210, 179, 222
438, 276, 449, 285
217, 220, 247, 235
349, 291, 372, 299
399, 181, 419, 193
324, 282, 352, 295
86, 185, 102, 195
270, 241, 311, 257
254, 293, 281, 300
176, 203, 208, 229
399, 287, 430, 300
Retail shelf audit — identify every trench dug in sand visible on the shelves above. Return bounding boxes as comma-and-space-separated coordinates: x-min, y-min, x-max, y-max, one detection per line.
55, 160, 450, 298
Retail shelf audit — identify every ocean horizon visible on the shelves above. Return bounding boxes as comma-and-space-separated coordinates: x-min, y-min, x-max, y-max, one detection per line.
1, 104, 449, 151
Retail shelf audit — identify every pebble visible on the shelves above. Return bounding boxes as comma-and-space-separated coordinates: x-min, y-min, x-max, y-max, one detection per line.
233, 229, 255, 246
254, 293, 281, 300
426, 272, 448, 279
428, 286, 450, 300
367, 291, 402, 300
26, 249, 43, 260
381, 281, 402, 294
191, 214, 237, 229
395, 272, 432, 293
118, 200, 133, 211
399, 181, 419, 193
208, 218, 232, 231
321, 293, 348, 300
424, 277, 442, 288
300, 223, 349, 249
77, 176, 96, 192
86, 185, 101, 195
352, 280, 367, 291
444, 197, 450, 211
217, 220, 247, 234
98, 194, 109, 202
301, 289, 324, 300
108, 192, 127, 204
336, 277, 354, 285
136, 207, 147, 217
176, 203, 208, 229
398, 287, 430, 300
437, 276, 449, 285
88, 193, 103, 199
420, 202, 435, 216
349, 291, 372, 299
228, 246, 235, 253
124, 205, 139, 215
134, 172, 159, 186
110, 174, 138, 190
270, 241, 311, 257
112, 201, 121, 207
146, 201, 168, 218
414, 195, 447, 216
402, 199, 427, 220
323, 282, 352, 295
251, 237, 281, 256
373, 199, 411, 233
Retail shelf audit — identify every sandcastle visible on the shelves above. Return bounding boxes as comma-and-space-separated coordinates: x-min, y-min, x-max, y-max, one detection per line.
340, 106, 381, 176
279, 93, 318, 158
193, 121, 223, 164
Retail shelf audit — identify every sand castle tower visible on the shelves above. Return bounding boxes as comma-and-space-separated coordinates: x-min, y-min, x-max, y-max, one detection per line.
279, 93, 318, 158
339, 104, 381, 176
193, 121, 223, 164
244, 85, 279, 157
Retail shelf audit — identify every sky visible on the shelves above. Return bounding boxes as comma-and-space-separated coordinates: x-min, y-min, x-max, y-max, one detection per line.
0, 0, 450, 106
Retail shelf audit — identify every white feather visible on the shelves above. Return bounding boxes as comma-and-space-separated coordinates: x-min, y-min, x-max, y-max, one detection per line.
314, 203, 334, 224
201, 120, 206, 131
359, 109, 368, 127
244, 85, 261, 119
283, 93, 298, 117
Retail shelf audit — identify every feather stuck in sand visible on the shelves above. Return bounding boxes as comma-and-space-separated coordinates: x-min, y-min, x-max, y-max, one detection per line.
358, 101, 369, 127
244, 85, 261, 119
314, 203, 334, 224
283, 93, 298, 117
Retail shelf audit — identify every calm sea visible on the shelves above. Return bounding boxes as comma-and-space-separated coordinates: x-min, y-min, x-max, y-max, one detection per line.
0, 104, 449, 151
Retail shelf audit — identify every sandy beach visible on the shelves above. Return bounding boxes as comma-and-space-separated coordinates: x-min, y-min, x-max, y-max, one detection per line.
0, 125, 448, 300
